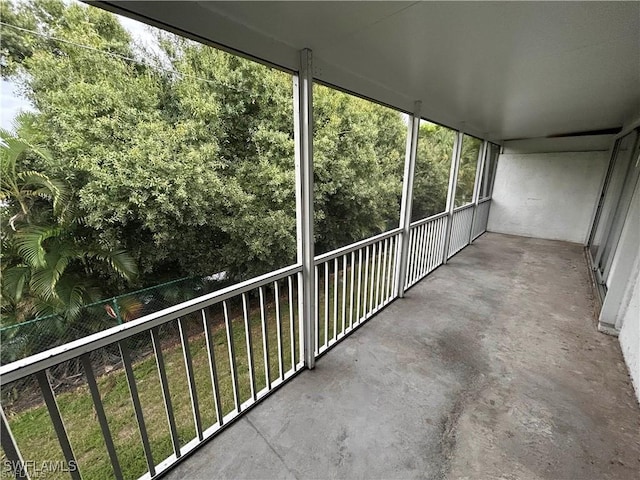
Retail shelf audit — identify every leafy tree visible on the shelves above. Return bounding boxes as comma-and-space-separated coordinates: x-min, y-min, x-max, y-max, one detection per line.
1, 0, 453, 322
0, 114, 68, 229
412, 122, 455, 221
0, 123, 137, 325
313, 84, 405, 253
455, 134, 482, 206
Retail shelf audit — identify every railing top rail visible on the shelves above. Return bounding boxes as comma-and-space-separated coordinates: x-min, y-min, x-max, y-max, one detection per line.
409, 211, 447, 228
453, 203, 475, 213
478, 197, 492, 204
0, 263, 302, 385
314, 227, 402, 265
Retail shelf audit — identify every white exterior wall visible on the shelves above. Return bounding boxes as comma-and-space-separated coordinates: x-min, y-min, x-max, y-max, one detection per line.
599, 177, 640, 402
488, 151, 609, 244
618, 269, 639, 402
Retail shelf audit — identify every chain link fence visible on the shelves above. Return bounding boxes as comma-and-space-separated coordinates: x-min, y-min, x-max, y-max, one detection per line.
1, 274, 231, 412
0, 274, 230, 366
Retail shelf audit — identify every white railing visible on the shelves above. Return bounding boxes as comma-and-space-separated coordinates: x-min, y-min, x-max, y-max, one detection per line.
0, 264, 303, 480
471, 197, 491, 240
405, 212, 448, 289
0, 200, 492, 480
448, 203, 475, 258
313, 228, 402, 356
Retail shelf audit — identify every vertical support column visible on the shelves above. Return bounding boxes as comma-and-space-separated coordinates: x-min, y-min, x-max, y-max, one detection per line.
395, 101, 421, 298
442, 131, 463, 264
482, 143, 492, 199
294, 48, 315, 369
469, 140, 488, 243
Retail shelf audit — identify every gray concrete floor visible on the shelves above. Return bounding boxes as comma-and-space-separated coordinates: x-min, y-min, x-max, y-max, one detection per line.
166, 233, 640, 480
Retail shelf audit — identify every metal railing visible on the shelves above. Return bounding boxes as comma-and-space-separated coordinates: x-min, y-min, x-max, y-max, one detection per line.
405, 212, 448, 289
448, 203, 476, 258
0, 264, 303, 480
0, 276, 230, 367
313, 228, 402, 356
0, 200, 492, 480
471, 197, 492, 240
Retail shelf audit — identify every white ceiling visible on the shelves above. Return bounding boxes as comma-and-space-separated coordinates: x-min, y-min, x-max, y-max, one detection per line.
98, 1, 640, 142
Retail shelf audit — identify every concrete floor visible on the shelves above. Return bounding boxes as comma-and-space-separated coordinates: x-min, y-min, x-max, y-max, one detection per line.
165, 233, 640, 480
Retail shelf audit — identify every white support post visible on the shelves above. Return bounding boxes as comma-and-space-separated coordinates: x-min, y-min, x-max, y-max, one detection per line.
395, 102, 421, 298
482, 143, 492, 199
442, 131, 463, 264
469, 140, 488, 243
294, 48, 315, 369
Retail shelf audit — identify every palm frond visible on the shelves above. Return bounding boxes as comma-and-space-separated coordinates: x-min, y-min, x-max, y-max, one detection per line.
30, 268, 61, 301
14, 226, 62, 268
54, 277, 92, 321
0, 266, 31, 304
89, 249, 139, 281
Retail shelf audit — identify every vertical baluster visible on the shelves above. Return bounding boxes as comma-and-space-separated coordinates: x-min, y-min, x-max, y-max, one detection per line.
81, 355, 124, 478
0, 406, 29, 480
414, 226, 422, 282
423, 222, 431, 275
357, 248, 363, 324
288, 276, 297, 372
386, 236, 395, 301
259, 286, 271, 390
413, 226, 421, 282
274, 281, 284, 381
452, 213, 458, 255
202, 309, 225, 422
429, 221, 436, 273
36, 371, 82, 479
333, 257, 338, 341
222, 301, 241, 411
363, 245, 371, 318
418, 224, 428, 279
241, 294, 256, 402
390, 236, 398, 299
349, 251, 356, 329
439, 217, 446, 263
437, 218, 443, 267
380, 238, 389, 304
178, 318, 204, 439
324, 262, 329, 347
423, 221, 432, 276
119, 342, 155, 476
375, 240, 383, 308
150, 329, 182, 455
341, 254, 347, 335
314, 265, 319, 354
404, 227, 417, 288
371, 243, 379, 314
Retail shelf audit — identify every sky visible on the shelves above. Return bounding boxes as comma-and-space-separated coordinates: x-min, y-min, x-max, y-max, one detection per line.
0, 0, 157, 131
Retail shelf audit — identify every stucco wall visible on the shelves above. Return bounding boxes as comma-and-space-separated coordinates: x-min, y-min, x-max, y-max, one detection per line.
618, 268, 640, 403
488, 151, 608, 244
600, 177, 640, 402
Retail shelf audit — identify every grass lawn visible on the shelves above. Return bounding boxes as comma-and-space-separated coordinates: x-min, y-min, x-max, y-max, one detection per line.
2, 247, 396, 479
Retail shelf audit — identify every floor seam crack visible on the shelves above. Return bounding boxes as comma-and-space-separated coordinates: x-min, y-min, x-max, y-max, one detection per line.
245, 416, 300, 480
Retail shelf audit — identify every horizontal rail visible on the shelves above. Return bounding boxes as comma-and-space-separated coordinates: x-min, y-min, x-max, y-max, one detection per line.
314, 228, 402, 265
452, 203, 475, 213
0, 263, 302, 385
409, 211, 448, 228
478, 196, 492, 204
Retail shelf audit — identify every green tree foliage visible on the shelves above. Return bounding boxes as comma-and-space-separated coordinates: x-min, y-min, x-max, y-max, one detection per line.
313, 85, 405, 253
412, 121, 456, 221
455, 134, 482, 206
0, 122, 138, 325
1, 0, 464, 324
